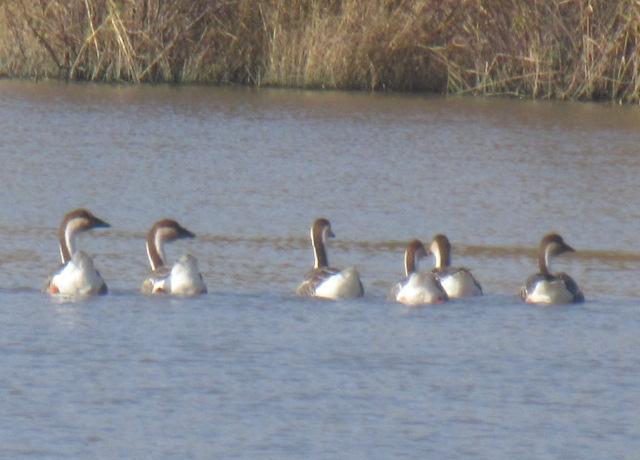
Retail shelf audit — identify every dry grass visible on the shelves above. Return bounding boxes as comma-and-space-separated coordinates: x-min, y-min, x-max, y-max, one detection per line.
1, 0, 639, 102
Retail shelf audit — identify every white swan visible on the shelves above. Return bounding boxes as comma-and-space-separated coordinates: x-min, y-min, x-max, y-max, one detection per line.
296, 218, 364, 300
46, 208, 109, 297
520, 233, 584, 304
429, 234, 482, 298
140, 219, 207, 296
390, 239, 447, 305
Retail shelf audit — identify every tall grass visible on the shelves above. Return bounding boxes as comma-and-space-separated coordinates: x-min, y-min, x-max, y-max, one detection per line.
1, 0, 639, 102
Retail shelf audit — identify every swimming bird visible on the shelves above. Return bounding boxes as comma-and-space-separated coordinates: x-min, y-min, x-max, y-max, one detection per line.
390, 239, 448, 305
429, 234, 482, 298
296, 218, 364, 300
46, 208, 110, 297
520, 233, 584, 304
140, 219, 207, 296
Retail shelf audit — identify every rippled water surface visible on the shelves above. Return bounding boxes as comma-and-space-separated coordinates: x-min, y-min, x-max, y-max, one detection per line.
1, 81, 640, 458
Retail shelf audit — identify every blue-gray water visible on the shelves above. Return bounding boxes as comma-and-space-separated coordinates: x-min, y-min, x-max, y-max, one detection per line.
1, 81, 640, 458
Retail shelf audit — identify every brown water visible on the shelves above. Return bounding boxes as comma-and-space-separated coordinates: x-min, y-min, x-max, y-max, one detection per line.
1, 80, 639, 298
3, 81, 640, 459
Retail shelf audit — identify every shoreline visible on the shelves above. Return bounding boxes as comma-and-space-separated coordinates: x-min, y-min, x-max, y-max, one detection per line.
1, 1, 638, 103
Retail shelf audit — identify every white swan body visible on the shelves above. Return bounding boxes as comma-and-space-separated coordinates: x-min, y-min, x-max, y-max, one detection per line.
167, 255, 207, 296
523, 277, 578, 304
49, 250, 107, 297
392, 272, 447, 306
435, 268, 483, 298
313, 266, 363, 300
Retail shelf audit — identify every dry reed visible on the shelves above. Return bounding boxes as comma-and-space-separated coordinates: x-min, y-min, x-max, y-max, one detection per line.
1, 0, 639, 102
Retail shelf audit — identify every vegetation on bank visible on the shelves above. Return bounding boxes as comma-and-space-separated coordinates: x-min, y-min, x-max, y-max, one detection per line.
1, 0, 639, 102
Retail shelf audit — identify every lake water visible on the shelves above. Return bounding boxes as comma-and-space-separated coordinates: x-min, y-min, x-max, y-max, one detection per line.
1, 80, 639, 458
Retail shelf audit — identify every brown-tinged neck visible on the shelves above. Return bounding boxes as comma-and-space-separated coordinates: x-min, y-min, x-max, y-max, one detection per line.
404, 246, 417, 277
432, 235, 451, 269
538, 245, 551, 275
58, 224, 72, 264
311, 225, 329, 269
146, 229, 166, 271
404, 240, 425, 277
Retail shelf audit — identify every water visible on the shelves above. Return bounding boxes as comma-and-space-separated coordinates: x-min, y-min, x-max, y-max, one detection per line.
1, 80, 640, 458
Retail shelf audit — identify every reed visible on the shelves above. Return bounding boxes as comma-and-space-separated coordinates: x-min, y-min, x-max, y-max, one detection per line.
1, 0, 639, 102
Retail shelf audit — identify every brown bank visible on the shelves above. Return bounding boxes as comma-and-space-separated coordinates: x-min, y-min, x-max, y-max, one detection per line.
1, 0, 638, 102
